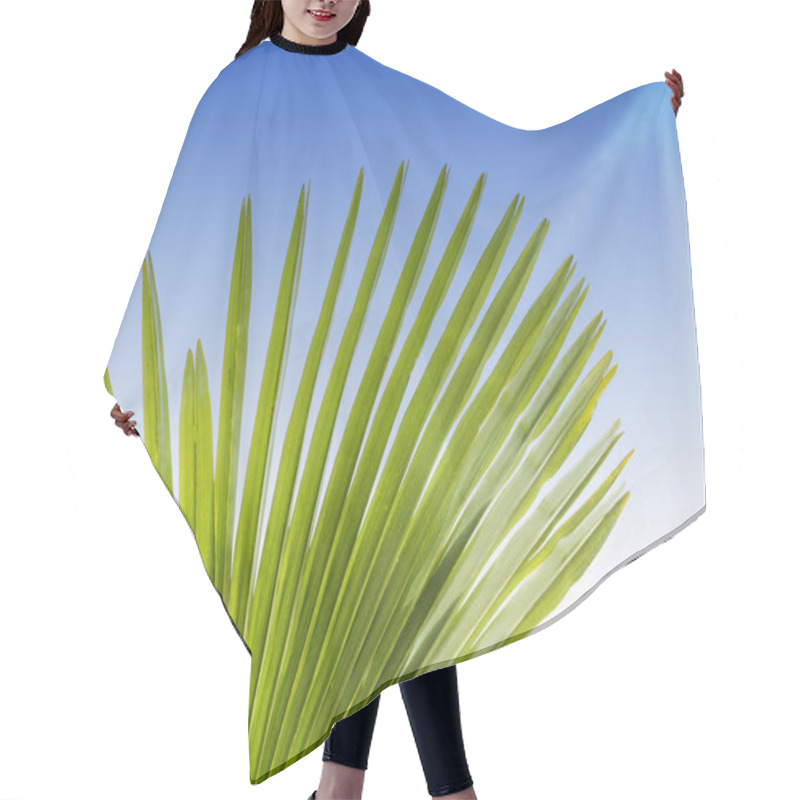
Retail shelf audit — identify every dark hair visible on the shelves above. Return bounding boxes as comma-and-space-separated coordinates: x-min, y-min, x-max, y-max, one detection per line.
235, 1, 371, 59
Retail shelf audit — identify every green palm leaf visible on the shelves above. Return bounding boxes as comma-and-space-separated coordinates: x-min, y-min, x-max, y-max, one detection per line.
214, 197, 253, 601
121, 159, 634, 783
178, 342, 216, 576
193, 341, 216, 578
141, 250, 172, 491
245, 165, 631, 778
365, 275, 603, 677
179, 349, 197, 529
230, 169, 360, 634
238, 179, 313, 694
404, 420, 629, 670
271, 167, 491, 758
248, 161, 416, 759
271, 170, 521, 759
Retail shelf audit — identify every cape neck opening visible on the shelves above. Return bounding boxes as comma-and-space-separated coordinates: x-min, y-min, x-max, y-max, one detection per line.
270, 31, 348, 55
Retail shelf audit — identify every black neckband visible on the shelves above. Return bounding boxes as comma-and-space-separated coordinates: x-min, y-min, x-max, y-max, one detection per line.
270, 31, 348, 55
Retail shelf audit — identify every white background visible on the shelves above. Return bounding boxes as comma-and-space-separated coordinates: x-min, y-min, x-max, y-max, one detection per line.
1, 1, 796, 798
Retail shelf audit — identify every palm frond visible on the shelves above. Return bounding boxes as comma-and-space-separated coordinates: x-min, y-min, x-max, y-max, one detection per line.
125, 161, 633, 783
177, 343, 216, 576
141, 251, 172, 491
214, 197, 253, 601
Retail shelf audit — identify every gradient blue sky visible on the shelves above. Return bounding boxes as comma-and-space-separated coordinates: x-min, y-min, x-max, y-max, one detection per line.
106, 39, 704, 612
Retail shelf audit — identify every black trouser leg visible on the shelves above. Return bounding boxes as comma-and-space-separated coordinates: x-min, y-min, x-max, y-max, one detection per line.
322, 664, 474, 797
322, 693, 381, 770
399, 665, 474, 797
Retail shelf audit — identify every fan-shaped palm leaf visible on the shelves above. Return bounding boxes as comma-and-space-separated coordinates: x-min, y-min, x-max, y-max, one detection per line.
104, 158, 633, 784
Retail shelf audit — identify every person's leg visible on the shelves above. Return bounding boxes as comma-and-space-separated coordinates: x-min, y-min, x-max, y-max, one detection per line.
316, 694, 381, 800
400, 664, 476, 798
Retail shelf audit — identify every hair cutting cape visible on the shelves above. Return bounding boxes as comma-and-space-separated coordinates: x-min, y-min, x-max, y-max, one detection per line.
103, 33, 705, 784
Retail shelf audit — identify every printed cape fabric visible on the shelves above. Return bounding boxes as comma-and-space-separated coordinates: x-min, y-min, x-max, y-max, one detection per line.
103, 34, 706, 784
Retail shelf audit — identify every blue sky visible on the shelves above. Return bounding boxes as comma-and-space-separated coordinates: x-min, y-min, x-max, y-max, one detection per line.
106, 39, 704, 608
